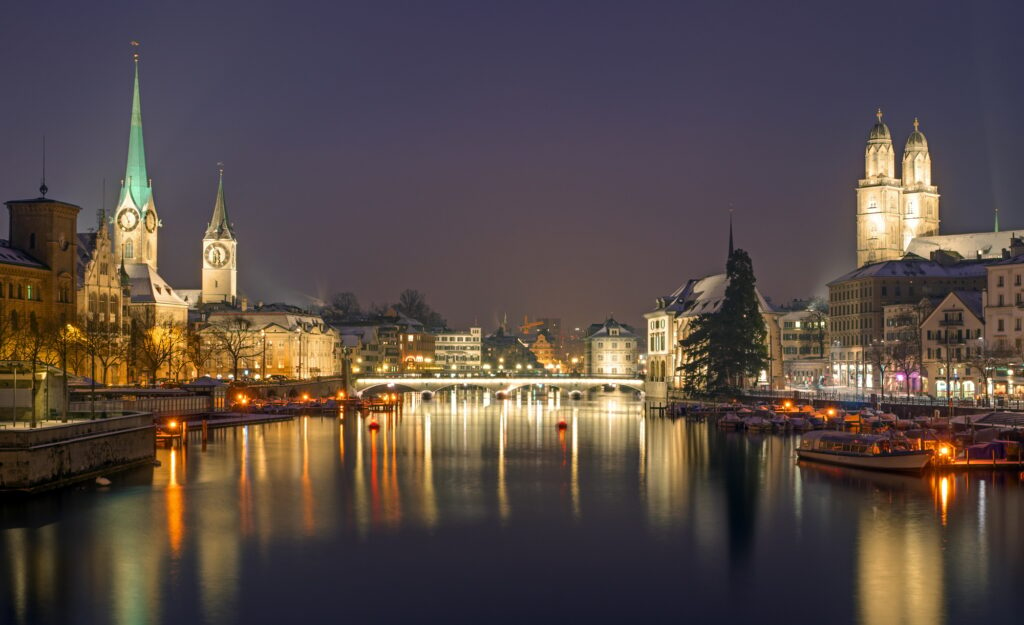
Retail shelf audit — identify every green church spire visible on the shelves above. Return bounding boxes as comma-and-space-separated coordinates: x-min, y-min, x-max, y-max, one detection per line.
120, 50, 151, 210
205, 165, 235, 240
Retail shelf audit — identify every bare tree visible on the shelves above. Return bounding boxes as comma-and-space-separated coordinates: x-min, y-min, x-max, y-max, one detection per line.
45, 320, 82, 421
889, 339, 920, 400
865, 340, 893, 404
965, 338, 1013, 407
13, 313, 49, 426
0, 301, 20, 361
78, 320, 128, 415
183, 323, 215, 379
132, 321, 185, 386
206, 316, 259, 380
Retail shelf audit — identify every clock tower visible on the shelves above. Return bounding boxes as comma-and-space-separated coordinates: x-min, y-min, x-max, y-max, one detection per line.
201, 167, 237, 304
113, 52, 160, 271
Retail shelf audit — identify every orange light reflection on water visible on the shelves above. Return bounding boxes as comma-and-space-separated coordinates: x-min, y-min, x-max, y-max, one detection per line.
167, 447, 184, 557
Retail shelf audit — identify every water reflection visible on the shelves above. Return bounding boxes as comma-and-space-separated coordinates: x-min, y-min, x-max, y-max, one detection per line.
1, 394, 1022, 625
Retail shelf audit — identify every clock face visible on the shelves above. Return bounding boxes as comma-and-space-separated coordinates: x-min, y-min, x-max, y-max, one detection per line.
117, 208, 139, 231
144, 210, 157, 232
205, 242, 230, 268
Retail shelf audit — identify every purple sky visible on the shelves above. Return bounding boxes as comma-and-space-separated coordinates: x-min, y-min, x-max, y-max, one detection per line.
2, 1, 1023, 331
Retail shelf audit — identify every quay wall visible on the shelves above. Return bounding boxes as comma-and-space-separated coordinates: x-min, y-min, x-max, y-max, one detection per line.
246, 377, 347, 400
0, 413, 155, 493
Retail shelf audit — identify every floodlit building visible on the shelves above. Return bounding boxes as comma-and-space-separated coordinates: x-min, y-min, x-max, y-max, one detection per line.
111, 55, 188, 325
201, 303, 337, 380
779, 308, 829, 388
827, 258, 988, 391
856, 109, 1013, 267
583, 318, 638, 378
920, 291, 984, 399
434, 327, 482, 371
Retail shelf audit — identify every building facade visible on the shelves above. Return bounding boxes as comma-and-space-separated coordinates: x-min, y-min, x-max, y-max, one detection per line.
920, 291, 984, 399
779, 308, 829, 388
584, 318, 638, 378
201, 304, 338, 380
1, 196, 82, 336
828, 258, 988, 391
434, 327, 482, 371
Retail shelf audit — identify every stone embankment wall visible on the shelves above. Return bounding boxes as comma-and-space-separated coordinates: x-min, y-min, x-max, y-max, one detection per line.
246, 377, 346, 400
0, 413, 154, 493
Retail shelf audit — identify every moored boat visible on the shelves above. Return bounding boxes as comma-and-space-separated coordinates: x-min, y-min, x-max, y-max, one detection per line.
796, 431, 933, 472
718, 412, 743, 430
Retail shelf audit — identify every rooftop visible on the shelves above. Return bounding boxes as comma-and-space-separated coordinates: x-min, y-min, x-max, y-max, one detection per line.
828, 258, 991, 285
0, 240, 46, 269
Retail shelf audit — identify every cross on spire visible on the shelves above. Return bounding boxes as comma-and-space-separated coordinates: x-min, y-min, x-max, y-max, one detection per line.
876, 108, 883, 123
913, 117, 920, 132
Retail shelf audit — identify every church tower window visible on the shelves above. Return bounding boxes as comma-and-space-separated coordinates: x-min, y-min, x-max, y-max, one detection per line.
126, 240, 134, 259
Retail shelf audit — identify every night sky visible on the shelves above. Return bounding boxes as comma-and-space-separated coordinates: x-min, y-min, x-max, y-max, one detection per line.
3, 0, 1023, 331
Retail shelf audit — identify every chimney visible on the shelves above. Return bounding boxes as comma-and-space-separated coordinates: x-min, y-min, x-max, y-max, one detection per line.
1010, 236, 1024, 258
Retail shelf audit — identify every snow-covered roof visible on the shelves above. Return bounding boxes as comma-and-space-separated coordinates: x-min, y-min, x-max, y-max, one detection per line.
585, 318, 638, 339
0, 239, 45, 269
208, 308, 331, 334
125, 263, 189, 307
647, 273, 773, 318
906, 232, 1017, 261
176, 289, 202, 307
828, 258, 990, 285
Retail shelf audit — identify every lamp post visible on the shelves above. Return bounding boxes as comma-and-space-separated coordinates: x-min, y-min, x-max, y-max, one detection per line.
260, 329, 266, 380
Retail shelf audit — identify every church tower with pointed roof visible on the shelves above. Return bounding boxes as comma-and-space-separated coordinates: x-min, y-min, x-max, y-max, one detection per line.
201, 167, 237, 304
113, 51, 160, 271
110, 48, 187, 324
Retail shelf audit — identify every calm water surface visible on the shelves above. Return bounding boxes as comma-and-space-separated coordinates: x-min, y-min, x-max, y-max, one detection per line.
2, 394, 1022, 624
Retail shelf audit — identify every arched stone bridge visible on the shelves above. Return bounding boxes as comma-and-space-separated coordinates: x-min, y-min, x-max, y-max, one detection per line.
353, 376, 646, 399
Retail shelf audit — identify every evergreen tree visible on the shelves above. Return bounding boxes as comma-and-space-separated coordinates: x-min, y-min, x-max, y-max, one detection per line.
679, 313, 715, 395
716, 249, 768, 390
678, 249, 768, 396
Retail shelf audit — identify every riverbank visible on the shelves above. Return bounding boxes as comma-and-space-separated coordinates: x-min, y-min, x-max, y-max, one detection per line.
0, 412, 155, 494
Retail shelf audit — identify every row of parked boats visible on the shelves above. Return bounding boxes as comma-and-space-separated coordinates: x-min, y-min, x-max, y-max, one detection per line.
706, 404, 949, 472
714, 405, 949, 433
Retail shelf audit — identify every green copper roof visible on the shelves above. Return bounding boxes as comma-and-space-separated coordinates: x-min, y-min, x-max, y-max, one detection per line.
120, 59, 151, 210
205, 170, 235, 240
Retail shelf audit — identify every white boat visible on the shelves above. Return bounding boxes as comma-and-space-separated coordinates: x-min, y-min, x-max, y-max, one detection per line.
796, 431, 933, 472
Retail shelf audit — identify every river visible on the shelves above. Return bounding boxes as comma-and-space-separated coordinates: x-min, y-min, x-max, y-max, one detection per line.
2, 394, 1022, 624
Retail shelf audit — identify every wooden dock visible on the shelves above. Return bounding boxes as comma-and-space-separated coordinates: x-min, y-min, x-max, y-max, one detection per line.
933, 458, 1024, 472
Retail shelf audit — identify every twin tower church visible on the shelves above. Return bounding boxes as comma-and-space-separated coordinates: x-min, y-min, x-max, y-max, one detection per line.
112, 53, 238, 322
856, 109, 1006, 267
